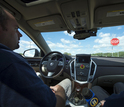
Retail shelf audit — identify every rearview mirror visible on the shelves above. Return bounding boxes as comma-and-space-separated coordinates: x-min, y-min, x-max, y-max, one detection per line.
74, 33, 90, 40
74, 30, 96, 40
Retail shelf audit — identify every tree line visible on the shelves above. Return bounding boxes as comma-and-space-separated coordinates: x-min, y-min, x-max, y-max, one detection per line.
64, 51, 124, 57
91, 51, 124, 57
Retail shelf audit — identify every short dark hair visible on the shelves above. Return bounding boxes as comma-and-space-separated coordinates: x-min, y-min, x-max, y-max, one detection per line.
0, 6, 9, 31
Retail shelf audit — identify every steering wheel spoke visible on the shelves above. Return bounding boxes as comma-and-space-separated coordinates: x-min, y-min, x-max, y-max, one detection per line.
47, 72, 55, 76
42, 61, 48, 65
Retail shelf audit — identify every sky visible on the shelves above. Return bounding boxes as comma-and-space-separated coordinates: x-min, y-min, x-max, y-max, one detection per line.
14, 25, 124, 56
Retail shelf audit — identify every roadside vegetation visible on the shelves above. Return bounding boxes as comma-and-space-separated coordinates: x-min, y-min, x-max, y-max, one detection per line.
91, 51, 124, 57
64, 52, 71, 56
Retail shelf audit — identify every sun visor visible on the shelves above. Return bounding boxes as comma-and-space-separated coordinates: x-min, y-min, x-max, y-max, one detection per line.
95, 3, 124, 27
27, 15, 67, 32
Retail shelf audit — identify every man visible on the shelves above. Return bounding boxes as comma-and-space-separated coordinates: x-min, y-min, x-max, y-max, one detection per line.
0, 6, 71, 107
92, 82, 124, 107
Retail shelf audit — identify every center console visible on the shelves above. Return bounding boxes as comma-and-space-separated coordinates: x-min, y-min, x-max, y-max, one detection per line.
75, 54, 91, 83
67, 54, 97, 107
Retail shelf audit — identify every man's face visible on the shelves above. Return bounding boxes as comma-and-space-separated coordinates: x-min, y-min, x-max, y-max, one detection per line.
0, 10, 22, 50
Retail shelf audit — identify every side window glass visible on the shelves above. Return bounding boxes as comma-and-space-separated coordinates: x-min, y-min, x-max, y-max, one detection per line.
14, 29, 40, 57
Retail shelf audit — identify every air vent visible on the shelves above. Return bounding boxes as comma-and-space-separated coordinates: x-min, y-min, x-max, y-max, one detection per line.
90, 62, 95, 76
70, 60, 74, 79
71, 61, 74, 74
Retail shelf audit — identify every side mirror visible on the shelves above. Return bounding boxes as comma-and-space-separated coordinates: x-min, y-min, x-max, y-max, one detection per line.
23, 48, 40, 57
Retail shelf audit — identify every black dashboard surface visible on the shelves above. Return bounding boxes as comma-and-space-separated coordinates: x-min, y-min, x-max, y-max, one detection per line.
25, 56, 124, 80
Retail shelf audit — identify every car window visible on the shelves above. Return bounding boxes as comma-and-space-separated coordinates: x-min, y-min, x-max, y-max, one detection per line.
42, 25, 124, 57
15, 25, 124, 58
14, 29, 40, 57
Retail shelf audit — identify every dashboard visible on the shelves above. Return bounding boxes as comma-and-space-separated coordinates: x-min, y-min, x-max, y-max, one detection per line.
25, 53, 97, 84
49, 53, 97, 84
25, 53, 124, 89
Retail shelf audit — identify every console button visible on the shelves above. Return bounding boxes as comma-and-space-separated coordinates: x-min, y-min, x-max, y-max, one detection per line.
80, 71, 84, 76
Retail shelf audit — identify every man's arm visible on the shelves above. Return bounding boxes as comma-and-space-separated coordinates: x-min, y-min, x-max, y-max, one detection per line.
50, 85, 66, 107
0, 61, 57, 107
100, 91, 124, 107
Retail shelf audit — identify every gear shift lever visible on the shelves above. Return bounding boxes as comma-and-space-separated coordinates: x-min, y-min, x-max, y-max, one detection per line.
68, 85, 87, 106
75, 86, 83, 100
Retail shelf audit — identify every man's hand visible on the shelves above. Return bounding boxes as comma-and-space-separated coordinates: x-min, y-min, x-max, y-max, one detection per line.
50, 85, 61, 93
100, 100, 106, 107
50, 85, 66, 107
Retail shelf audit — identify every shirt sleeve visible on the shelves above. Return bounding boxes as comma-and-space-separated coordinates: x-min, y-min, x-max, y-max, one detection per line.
0, 61, 56, 107
103, 91, 124, 107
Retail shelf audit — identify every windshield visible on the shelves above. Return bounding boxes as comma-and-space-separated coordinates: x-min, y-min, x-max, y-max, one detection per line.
42, 25, 124, 57
15, 25, 124, 57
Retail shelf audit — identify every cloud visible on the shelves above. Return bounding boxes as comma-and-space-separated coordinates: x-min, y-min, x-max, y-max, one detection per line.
93, 32, 124, 54
14, 40, 39, 54
20, 40, 38, 49
21, 40, 35, 45
47, 39, 83, 49
61, 38, 71, 44
70, 44, 79, 48
47, 41, 65, 49
94, 32, 113, 50
94, 36, 111, 44
94, 32, 118, 48
93, 44, 111, 48
47, 41, 57, 49
117, 36, 124, 46
46, 40, 84, 55
117, 26, 122, 30
98, 32, 110, 37
64, 31, 75, 36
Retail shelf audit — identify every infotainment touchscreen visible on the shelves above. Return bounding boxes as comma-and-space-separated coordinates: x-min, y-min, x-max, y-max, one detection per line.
76, 54, 91, 63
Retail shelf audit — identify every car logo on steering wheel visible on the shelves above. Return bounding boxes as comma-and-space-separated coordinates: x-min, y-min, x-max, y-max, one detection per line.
50, 62, 54, 66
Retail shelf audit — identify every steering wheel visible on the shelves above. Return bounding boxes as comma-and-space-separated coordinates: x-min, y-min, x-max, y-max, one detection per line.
40, 51, 66, 78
